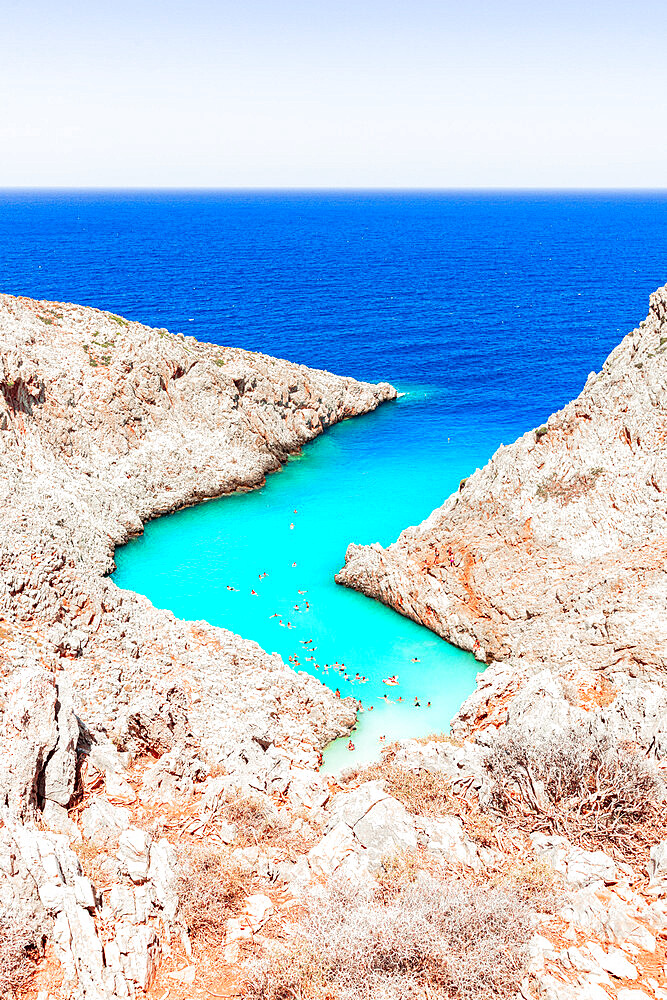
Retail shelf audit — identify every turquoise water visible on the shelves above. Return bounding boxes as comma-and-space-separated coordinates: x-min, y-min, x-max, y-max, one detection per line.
7, 191, 667, 767
113, 388, 484, 770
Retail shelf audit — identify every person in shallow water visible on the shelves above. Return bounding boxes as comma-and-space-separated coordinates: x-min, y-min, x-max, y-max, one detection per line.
347, 739, 355, 751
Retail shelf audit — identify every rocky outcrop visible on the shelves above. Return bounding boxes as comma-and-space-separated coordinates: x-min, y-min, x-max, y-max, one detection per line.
0, 293, 394, 758
337, 284, 667, 675
0, 294, 395, 998
329, 288, 667, 998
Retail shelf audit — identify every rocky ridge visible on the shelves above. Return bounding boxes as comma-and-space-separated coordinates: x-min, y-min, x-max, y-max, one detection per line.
2, 290, 667, 1000
330, 285, 667, 998
0, 293, 395, 998
338, 282, 667, 674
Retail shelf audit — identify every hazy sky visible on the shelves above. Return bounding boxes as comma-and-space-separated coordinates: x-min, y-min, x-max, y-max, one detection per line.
1, 0, 666, 187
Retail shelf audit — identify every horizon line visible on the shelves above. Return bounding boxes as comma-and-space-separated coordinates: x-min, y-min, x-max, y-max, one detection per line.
2, 185, 667, 194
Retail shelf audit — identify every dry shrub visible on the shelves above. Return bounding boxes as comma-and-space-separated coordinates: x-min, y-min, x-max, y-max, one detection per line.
245, 942, 330, 1000
223, 794, 277, 846
350, 751, 456, 818
491, 859, 560, 913
177, 846, 255, 944
0, 911, 38, 998
535, 467, 603, 504
75, 839, 109, 885
244, 874, 531, 1000
375, 850, 421, 900
484, 722, 666, 853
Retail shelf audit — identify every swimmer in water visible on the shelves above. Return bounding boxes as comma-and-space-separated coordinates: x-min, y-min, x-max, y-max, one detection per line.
347, 739, 355, 751
411, 657, 420, 662
427, 701, 431, 708
251, 589, 257, 595
414, 697, 421, 707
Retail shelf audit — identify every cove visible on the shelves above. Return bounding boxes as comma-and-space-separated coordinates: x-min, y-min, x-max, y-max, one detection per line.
112, 387, 486, 771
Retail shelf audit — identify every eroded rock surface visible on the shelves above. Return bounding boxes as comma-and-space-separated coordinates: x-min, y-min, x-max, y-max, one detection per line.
337, 283, 667, 675
0, 294, 395, 998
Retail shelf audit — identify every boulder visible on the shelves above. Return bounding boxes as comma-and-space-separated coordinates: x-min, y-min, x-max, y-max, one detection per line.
0, 667, 79, 817
422, 815, 481, 868
80, 796, 131, 843
325, 782, 417, 864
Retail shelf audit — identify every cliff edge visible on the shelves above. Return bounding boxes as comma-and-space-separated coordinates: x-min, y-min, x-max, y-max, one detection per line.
338, 284, 667, 676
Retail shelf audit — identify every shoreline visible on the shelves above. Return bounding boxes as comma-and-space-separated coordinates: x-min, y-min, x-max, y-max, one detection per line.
2, 289, 666, 1000
0, 292, 396, 760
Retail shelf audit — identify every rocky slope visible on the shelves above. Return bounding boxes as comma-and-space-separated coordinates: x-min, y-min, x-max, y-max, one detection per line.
0, 294, 395, 998
332, 286, 667, 999
2, 290, 666, 1000
0, 293, 396, 757
337, 284, 667, 677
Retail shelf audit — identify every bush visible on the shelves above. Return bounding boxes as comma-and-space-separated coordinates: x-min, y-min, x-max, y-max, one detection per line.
349, 750, 455, 817
223, 794, 277, 846
483, 722, 666, 852
0, 911, 38, 997
244, 875, 531, 1000
177, 847, 255, 944
375, 849, 420, 899
535, 467, 604, 504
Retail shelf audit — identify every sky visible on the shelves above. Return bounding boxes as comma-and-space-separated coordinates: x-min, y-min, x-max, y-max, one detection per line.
1, 0, 666, 188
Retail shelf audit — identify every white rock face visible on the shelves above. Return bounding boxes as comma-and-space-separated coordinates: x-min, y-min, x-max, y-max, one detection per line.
0, 295, 396, 999
337, 283, 667, 675
0, 293, 395, 763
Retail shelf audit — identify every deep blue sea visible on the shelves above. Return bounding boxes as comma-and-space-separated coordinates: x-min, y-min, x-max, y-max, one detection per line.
2, 191, 667, 767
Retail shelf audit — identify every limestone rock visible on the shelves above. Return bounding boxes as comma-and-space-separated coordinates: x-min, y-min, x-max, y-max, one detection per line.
0, 667, 78, 818
80, 796, 130, 843
337, 284, 667, 677
325, 781, 418, 864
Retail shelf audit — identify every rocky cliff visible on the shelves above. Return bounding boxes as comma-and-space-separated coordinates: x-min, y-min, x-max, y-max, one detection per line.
0, 294, 396, 999
338, 284, 667, 677
0, 293, 395, 757
2, 291, 666, 1000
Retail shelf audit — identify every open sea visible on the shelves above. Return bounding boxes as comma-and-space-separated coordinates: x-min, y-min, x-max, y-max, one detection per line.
2, 190, 667, 768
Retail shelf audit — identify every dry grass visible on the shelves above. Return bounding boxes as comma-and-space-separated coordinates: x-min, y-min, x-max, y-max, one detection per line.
490, 859, 560, 913
535, 467, 603, 505
348, 752, 497, 847
223, 795, 278, 846
220, 793, 315, 856
177, 846, 256, 945
375, 850, 421, 900
413, 733, 464, 748
484, 722, 666, 856
244, 874, 532, 1000
74, 839, 110, 885
0, 912, 38, 998
349, 749, 456, 817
